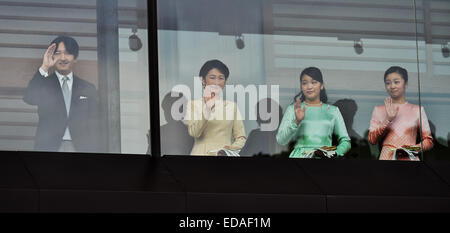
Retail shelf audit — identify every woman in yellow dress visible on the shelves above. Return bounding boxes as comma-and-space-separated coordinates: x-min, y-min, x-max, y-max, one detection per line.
184, 60, 246, 156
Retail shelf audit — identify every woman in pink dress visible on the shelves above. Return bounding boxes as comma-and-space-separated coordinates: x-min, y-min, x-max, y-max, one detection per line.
368, 66, 433, 161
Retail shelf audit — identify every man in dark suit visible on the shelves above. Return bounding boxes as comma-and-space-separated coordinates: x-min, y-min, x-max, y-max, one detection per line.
24, 36, 100, 152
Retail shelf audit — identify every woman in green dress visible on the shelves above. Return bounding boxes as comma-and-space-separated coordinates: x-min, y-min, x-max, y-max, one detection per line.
276, 67, 351, 158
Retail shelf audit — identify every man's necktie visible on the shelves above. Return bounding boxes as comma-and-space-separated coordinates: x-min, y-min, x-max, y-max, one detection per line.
62, 76, 71, 115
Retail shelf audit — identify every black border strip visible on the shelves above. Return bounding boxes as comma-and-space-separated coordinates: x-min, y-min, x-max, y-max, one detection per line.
148, 0, 161, 158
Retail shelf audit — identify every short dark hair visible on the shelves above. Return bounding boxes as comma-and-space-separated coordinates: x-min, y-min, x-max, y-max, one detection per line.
51, 36, 79, 59
293, 67, 328, 103
384, 66, 408, 83
199, 59, 229, 80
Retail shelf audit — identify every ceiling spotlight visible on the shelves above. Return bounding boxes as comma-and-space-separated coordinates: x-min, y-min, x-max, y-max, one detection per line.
442, 44, 449, 58
129, 27, 142, 52
235, 35, 245, 50
354, 40, 363, 55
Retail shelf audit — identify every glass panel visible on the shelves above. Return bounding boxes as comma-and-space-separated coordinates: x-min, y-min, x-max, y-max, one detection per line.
157, 0, 422, 159
418, 0, 450, 161
118, 0, 150, 154
0, 0, 149, 154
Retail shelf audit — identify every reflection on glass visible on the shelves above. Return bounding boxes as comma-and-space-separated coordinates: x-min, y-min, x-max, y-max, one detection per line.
368, 66, 433, 161
240, 98, 284, 157
160, 92, 193, 155
333, 99, 371, 159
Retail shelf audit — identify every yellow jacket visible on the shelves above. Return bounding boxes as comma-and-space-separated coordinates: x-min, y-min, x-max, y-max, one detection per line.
184, 99, 246, 155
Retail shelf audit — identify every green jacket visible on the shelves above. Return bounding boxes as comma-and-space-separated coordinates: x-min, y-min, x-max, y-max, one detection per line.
276, 103, 351, 158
